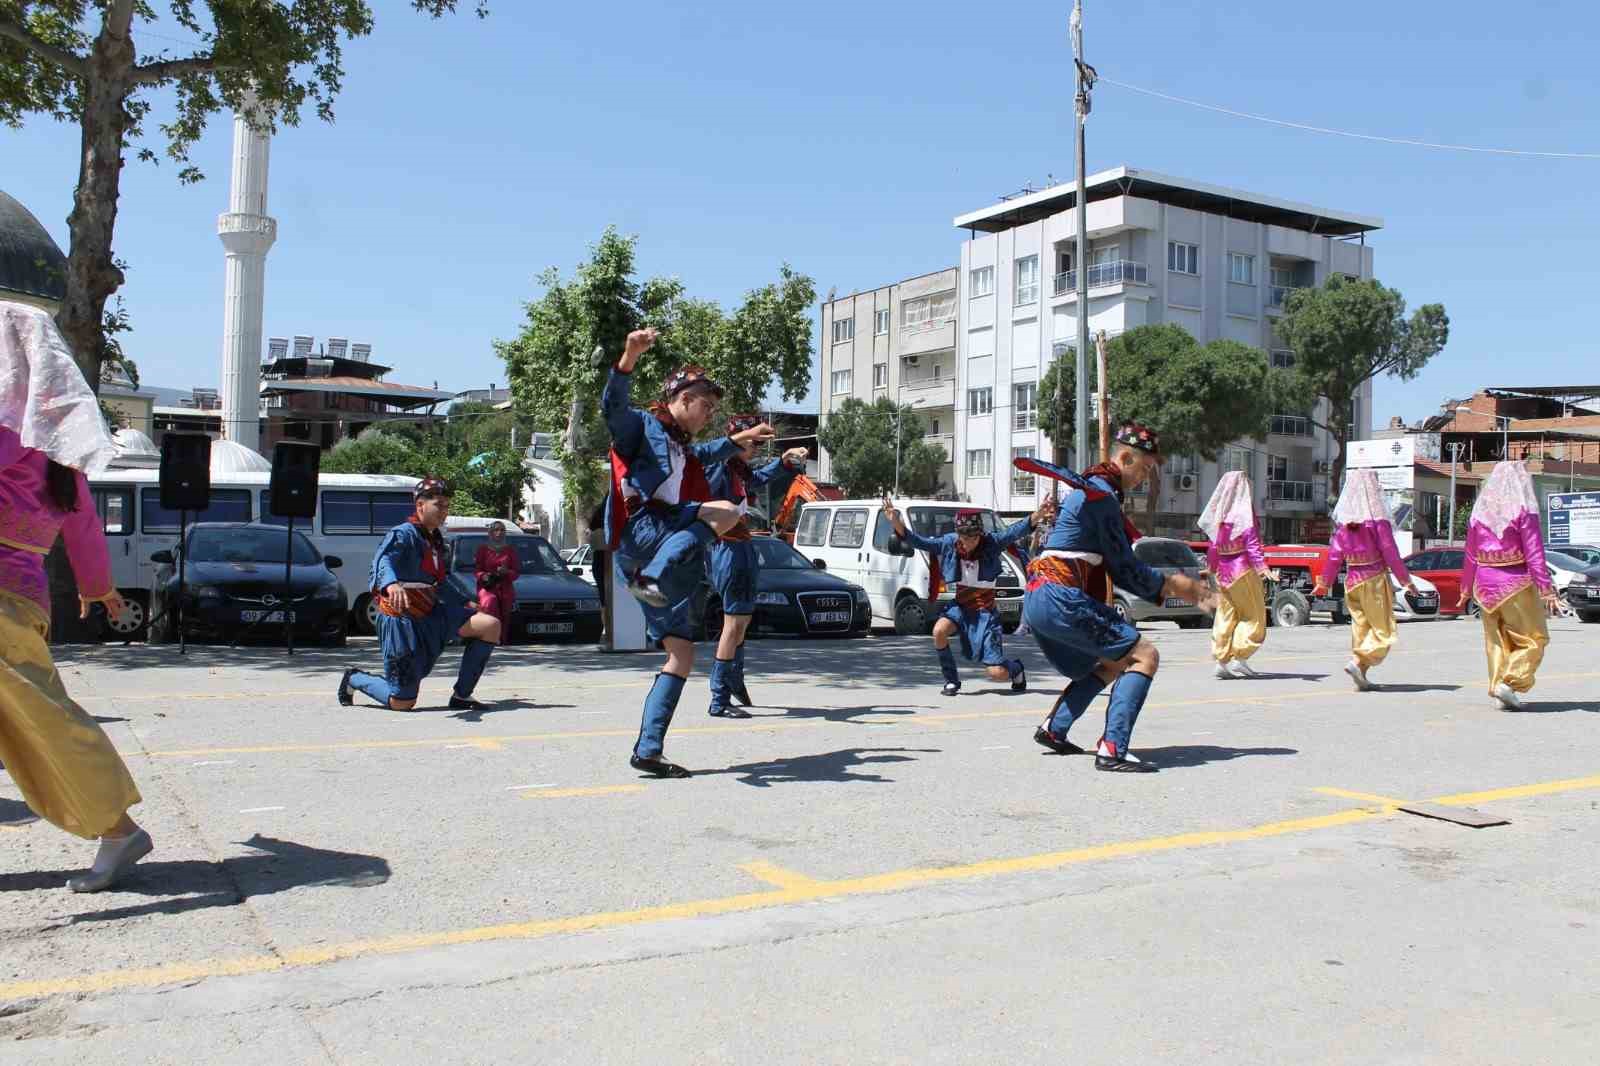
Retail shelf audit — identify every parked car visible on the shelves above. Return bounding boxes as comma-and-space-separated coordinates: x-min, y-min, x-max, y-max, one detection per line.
561, 545, 597, 586
1258, 543, 1438, 626
693, 535, 871, 639
1549, 543, 1600, 569
1548, 551, 1600, 622
149, 522, 349, 646
1111, 537, 1211, 628
793, 497, 1025, 635
444, 532, 603, 643
1404, 548, 1469, 616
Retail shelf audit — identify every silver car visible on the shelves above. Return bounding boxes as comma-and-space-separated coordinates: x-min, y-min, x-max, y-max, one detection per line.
1111, 537, 1211, 629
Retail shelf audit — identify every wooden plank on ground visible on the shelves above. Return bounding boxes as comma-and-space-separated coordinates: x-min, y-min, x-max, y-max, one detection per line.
1397, 802, 1510, 828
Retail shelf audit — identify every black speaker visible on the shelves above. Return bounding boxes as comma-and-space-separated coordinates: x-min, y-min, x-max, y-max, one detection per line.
159, 433, 212, 512
269, 441, 321, 519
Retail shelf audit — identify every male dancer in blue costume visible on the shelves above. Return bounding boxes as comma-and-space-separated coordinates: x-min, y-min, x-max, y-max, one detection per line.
703, 416, 809, 717
603, 328, 776, 777
882, 499, 1051, 696
338, 477, 501, 711
1023, 423, 1216, 772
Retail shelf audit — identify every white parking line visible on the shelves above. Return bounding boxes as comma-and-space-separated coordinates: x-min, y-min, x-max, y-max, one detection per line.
238, 806, 285, 813
504, 783, 558, 791
981, 745, 1012, 751
192, 760, 237, 766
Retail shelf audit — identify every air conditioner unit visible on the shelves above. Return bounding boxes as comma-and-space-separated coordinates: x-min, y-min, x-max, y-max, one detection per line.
1313, 460, 1330, 475
1177, 473, 1198, 491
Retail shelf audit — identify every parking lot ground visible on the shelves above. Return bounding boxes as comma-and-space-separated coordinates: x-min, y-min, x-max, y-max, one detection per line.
3, 616, 1598, 1064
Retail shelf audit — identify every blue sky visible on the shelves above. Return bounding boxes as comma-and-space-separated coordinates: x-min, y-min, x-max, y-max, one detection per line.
4, 0, 1597, 421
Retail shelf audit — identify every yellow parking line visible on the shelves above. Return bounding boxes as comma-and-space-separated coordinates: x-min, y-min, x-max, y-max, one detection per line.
522, 785, 647, 800
7, 770, 1597, 1002
1313, 786, 1405, 808
739, 861, 825, 890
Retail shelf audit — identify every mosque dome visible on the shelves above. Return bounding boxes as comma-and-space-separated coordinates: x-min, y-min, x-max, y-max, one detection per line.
210, 439, 272, 474
0, 191, 67, 307
112, 428, 159, 456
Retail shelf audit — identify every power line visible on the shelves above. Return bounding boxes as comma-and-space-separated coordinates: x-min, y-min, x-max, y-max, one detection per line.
1102, 77, 1600, 160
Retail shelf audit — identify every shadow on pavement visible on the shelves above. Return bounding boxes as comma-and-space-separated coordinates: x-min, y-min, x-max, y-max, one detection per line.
1371, 683, 1462, 693
1245, 672, 1329, 682
0, 834, 389, 921
448, 699, 568, 723
758, 705, 928, 724
0, 797, 39, 827
1139, 745, 1298, 770
701, 747, 941, 787
1515, 700, 1600, 714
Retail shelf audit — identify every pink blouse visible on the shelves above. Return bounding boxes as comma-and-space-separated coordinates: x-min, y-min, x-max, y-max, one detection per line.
0, 426, 113, 614
1206, 522, 1269, 589
1321, 519, 1410, 593
1459, 512, 1552, 613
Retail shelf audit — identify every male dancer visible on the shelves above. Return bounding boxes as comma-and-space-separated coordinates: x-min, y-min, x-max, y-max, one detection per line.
1024, 423, 1216, 772
883, 500, 1049, 696
338, 478, 501, 711
704, 418, 808, 717
603, 328, 775, 777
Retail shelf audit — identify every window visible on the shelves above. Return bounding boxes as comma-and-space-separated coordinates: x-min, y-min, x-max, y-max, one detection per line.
1221, 447, 1252, 476
967, 387, 993, 416
1270, 349, 1296, 369
1014, 255, 1039, 305
872, 512, 898, 552
874, 308, 890, 335
1437, 549, 1464, 569
873, 363, 888, 389
92, 487, 133, 535
932, 362, 942, 380
1135, 540, 1203, 569
140, 487, 252, 533
1012, 446, 1036, 495
1167, 241, 1198, 275
967, 449, 993, 478
910, 507, 999, 539
828, 508, 868, 549
1268, 517, 1294, 544
256, 489, 318, 527
902, 291, 956, 329
927, 417, 941, 435
830, 369, 853, 395
969, 266, 994, 298
1270, 266, 1295, 289
795, 507, 830, 547
318, 490, 413, 535
1013, 381, 1038, 430
831, 317, 854, 344
1228, 253, 1255, 285
1267, 455, 1288, 481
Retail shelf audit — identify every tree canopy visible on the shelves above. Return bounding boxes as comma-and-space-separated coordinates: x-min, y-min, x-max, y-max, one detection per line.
816, 397, 946, 498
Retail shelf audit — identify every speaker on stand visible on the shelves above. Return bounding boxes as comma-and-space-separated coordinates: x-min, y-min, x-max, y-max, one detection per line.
268, 442, 320, 656
155, 433, 212, 655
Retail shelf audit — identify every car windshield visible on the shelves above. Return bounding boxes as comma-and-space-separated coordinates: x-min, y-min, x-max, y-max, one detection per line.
187, 526, 319, 565
909, 507, 1001, 538
1554, 545, 1600, 567
453, 535, 565, 573
749, 537, 816, 570
1547, 552, 1587, 572
1135, 540, 1199, 568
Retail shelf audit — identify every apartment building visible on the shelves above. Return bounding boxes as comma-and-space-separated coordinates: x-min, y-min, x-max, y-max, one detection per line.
819, 166, 1380, 541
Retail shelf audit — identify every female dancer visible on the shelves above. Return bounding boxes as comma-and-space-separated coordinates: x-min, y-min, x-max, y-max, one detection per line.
1313, 469, 1418, 691
1199, 471, 1271, 679
1458, 461, 1558, 709
0, 301, 151, 892
474, 521, 520, 633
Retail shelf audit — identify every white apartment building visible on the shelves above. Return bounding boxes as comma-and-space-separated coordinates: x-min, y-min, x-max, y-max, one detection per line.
820, 166, 1379, 542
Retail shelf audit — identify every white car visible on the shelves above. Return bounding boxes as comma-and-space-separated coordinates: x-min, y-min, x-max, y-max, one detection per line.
561, 545, 597, 586
1391, 572, 1440, 622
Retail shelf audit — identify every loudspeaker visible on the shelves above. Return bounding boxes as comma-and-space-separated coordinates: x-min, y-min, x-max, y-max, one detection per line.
159, 433, 212, 512
269, 441, 321, 519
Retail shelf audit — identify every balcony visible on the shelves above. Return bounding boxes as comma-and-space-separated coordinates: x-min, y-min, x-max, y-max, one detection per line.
899, 377, 956, 408
923, 432, 954, 459
1270, 414, 1314, 437
1053, 260, 1150, 298
1013, 409, 1039, 432
1011, 471, 1037, 496
1267, 479, 1325, 512
1268, 285, 1304, 309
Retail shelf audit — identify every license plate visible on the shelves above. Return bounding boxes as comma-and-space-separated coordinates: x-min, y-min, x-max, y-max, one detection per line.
241, 610, 293, 623
1416, 596, 1437, 605
808, 611, 850, 624
527, 622, 574, 634
1584, 588, 1600, 599
1000, 600, 1021, 614
1164, 598, 1192, 608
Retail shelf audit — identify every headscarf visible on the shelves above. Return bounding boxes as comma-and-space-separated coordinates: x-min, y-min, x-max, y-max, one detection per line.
1198, 471, 1255, 541
0, 300, 117, 475
1332, 468, 1389, 526
488, 520, 506, 543
1470, 461, 1540, 537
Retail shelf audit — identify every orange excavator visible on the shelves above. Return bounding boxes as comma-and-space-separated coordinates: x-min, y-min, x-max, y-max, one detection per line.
771, 474, 844, 544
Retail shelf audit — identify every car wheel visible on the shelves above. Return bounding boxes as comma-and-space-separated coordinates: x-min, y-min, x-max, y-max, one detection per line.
321, 623, 348, 648
1176, 616, 1204, 630
1332, 606, 1351, 625
1112, 598, 1131, 623
1273, 589, 1311, 628
102, 592, 148, 640
149, 598, 177, 644
894, 597, 929, 637
1466, 599, 1481, 618
1579, 611, 1600, 624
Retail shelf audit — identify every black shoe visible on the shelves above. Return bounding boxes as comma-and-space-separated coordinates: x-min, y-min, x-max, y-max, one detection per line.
730, 681, 754, 707
1095, 754, 1157, 773
337, 667, 356, 707
449, 696, 489, 711
1011, 666, 1028, 693
1033, 725, 1085, 755
626, 575, 668, 608
708, 706, 752, 719
941, 681, 961, 697
630, 754, 692, 778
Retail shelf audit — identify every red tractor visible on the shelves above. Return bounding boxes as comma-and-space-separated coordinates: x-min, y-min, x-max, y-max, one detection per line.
1187, 540, 1348, 627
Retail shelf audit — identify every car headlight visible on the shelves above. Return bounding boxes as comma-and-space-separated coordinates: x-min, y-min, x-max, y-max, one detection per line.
852, 588, 869, 604
755, 591, 788, 606
1569, 573, 1588, 585
189, 584, 222, 601
313, 581, 343, 601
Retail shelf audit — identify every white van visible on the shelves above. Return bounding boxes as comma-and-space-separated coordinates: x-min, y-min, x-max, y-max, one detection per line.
792, 498, 1027, 635
86, 468, 419, 637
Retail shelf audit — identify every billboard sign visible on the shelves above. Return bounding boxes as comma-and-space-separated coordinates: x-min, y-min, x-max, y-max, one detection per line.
1548, 491, 1600, 547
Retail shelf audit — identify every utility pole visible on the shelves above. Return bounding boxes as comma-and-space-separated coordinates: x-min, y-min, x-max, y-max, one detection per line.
1070, 0, 1096, 472
1094, 328, 1110, 460
1446, 441, 1465, 542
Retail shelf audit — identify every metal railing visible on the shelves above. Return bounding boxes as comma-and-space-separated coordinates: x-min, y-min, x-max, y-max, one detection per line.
1012, 473, 1037, 495
1269, 285, 1302, 308
1270, 414, 1313, 437
1268, 479, 1314, 503
1053, 260, 1150, 297
1013, 409, 1038, 431
902, 313, 956, 335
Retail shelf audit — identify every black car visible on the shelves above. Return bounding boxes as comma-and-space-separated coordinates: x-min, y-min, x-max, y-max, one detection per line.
444, 533, 603, 643
696, 536, 871, 639
150, 523, 349, 645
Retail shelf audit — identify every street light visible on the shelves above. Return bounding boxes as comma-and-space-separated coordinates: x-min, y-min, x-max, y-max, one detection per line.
894, 396, 929, 496
1456, 404, 1511, 459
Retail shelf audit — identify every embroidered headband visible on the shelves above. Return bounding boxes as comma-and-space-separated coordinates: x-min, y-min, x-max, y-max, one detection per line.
1113, 421, 1161, 456
414, 476, 453, 501
662, 365, 724, 401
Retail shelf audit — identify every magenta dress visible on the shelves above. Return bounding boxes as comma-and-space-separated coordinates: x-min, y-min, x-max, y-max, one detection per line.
1320, 520, 1411, 594
1459, 512, 1553, 612
1206, 522, 1268, 589
0, 426, 113, 613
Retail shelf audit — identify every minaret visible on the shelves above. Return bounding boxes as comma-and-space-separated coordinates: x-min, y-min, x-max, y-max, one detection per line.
217, 92, 277, 451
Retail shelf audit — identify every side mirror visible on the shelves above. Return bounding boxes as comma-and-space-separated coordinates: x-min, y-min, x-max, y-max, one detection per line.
570, 567, 583, 576
324, 555, 343, 569
150, 550, 174, 565
812, 558, 827, 570
888, 535, 912, 557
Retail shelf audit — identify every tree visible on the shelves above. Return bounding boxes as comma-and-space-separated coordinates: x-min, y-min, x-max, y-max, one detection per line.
817, 397, 946, 498
496, 227, 815, 537
320, 428, 422, 476
1275, 275, 1449, 489
0, 1, 488, 388
320, 425, 528, 518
